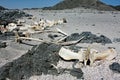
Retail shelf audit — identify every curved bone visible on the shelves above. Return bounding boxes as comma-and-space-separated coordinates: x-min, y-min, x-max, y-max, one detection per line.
89, 48, 117, 66
59, 47, 83, 61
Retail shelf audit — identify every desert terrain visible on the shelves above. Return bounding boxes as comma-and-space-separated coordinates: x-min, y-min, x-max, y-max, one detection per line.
0, 8, 120, 80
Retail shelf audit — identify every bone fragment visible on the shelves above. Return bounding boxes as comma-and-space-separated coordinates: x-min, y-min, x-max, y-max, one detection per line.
59, 47, 83, 61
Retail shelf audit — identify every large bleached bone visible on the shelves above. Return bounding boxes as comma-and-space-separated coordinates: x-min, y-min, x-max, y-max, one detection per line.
82, 47, 91, 66
89, 48, 117, 66
58, 36, 84, 46
59, 47, 84, 62
56, 28, 68, 36
14, 30, 84, 45
59, 47, 117, 67
7, 23, 17, 31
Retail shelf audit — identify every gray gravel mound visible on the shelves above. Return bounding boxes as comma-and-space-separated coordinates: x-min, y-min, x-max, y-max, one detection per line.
64, 32, 112, 45
0, 43, 83, 80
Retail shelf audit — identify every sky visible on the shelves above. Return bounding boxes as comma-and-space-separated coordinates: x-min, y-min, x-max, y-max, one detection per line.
0, 0, 120, 9
0, 0, 63, 9
100, 0, 120, 6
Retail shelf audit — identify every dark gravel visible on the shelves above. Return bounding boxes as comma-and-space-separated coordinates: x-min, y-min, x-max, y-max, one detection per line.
109, 62, 120, 73
113, 38, 120, 43
64, 32, 112, 45
0, 43, 84, 80
0, 10, 32, 26
0, 41, 7, 48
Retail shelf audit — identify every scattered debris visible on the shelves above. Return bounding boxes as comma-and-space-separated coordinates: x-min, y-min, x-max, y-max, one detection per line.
109, 62, 120, 73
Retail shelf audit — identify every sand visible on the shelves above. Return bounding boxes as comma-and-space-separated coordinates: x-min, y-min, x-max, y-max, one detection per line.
0, 8, 120, 80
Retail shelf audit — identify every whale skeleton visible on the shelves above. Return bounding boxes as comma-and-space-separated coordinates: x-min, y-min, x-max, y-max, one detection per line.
58, 47, 117, 67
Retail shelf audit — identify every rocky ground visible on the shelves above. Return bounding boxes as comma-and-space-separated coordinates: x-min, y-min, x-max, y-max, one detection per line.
0, 9, 32, 27
0, 8, 120, 80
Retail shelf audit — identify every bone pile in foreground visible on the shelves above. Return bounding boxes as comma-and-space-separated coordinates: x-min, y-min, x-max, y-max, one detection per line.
59, 47, 117, 67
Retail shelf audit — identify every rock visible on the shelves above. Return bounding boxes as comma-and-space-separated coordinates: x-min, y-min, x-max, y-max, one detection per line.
48, 34, 59, 40
0, 10, 32, 26
0, 41, 7, 48
0, 6, 7, 10
64, 32, 112, 44
70, 68, 83, 79
64, 33, 80, 41
0, 43, 84, 79
0, 43, 61, 80
2, 32, 15, 36
92, 24, 95, 26
69, 45, 82, 52
109, 62, 120, 73
113, 38, 120, 42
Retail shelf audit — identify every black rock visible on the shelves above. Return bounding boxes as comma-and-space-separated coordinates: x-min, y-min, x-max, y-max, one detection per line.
69, 45, 82, 52
2, 32, 15, 36
0, 31, 2, 35
0, 42, 85, 79
0, 43, 61, 80
0, 43, 84, 79
109, 62, 120, 73
0, 41, 7, 48
64, 32, 112, 44
70, 68, 83, 79
0, 6, 7, 10
113, 38, 120, 42
64, 33, 80, 41
0, 10, 32, 26
48, 34, 59, 40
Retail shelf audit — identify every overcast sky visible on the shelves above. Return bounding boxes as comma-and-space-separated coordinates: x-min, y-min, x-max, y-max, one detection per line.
0, 0, 120, 9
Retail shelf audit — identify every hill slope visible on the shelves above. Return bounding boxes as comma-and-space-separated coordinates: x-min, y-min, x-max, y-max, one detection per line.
43, 0, 116, 11
111, 5, 120, 11
0, 6, 7, 10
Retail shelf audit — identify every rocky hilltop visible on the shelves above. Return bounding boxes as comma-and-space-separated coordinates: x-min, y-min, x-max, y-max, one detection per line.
43, 0, 116, 11
0, 6, 7, 10
111, 5, 120, 11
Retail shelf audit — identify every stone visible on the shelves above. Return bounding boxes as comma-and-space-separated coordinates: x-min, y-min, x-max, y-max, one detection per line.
109, 62, 120, 73
64, 32, 112, 44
